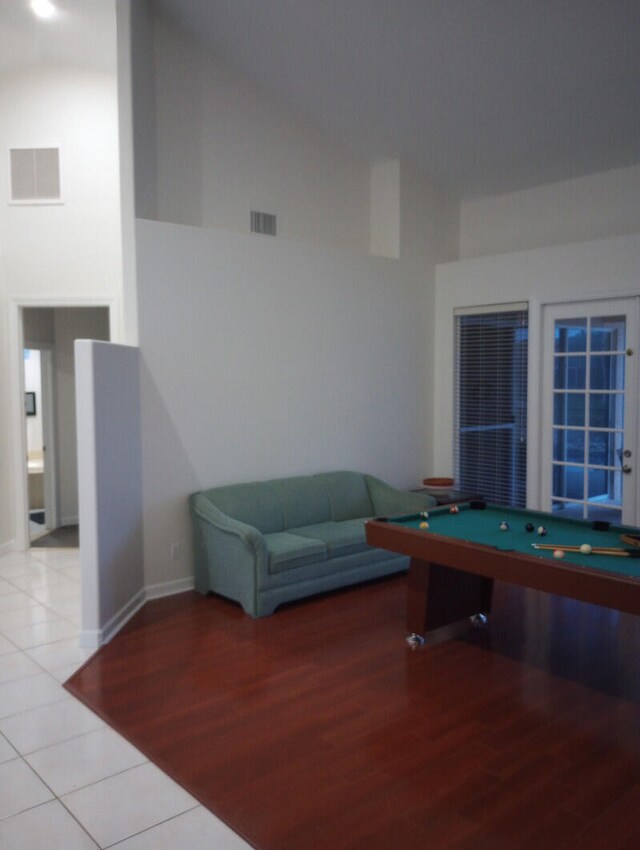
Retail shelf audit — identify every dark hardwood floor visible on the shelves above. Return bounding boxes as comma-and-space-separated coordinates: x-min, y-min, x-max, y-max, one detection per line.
66, 576, 640, 850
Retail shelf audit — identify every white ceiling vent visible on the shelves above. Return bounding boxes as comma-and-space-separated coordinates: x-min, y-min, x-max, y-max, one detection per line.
250, 210, 277, 236
9, 148, 61, 203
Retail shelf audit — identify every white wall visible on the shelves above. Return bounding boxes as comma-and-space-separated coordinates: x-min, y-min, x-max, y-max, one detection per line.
23, 308, 55, 345
128, 0, 157, 223
116, 0, 142, 346
0, 54, 122, 549
143, 11, 371, 253
0, 67, 123, 299
459, 164, 640, 259
0, 260, 10, 552
136, 219, 436, 588
76, 340, 144, 647
433, 233, 640, 506
397, 160, 460, 492
23, 350, 43, 456
127, 7, 462, 593
53, 309, 110, 526
401, 161, 460, 269
370, 160, 401, 258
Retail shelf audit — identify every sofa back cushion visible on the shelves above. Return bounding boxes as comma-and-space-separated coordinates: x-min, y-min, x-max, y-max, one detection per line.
200, 471, 375, 534
202, 482, 284, 534
314, 471, 373, 521
273, 476, 331, 529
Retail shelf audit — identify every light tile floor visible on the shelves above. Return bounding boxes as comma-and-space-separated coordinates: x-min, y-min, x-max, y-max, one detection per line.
0, 547, 251, 849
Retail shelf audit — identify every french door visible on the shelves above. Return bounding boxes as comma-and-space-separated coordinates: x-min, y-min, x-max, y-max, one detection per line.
541, 298, 639, 525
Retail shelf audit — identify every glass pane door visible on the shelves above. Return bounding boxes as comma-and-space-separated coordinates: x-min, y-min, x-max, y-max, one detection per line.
542, 300, 638, 525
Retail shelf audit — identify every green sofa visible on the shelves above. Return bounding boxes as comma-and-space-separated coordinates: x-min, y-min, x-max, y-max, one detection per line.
190, 471, 436, 617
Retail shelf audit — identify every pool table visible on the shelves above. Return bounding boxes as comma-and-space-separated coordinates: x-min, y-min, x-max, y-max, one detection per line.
365, 502, 640, 645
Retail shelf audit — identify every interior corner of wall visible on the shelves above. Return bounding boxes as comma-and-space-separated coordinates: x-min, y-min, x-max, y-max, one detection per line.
369, 159, 401, 259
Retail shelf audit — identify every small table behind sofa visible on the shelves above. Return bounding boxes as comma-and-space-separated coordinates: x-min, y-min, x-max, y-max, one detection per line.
190, 471, 435, 617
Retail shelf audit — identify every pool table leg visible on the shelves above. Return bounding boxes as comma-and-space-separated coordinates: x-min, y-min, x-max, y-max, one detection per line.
406, 558, 494, 643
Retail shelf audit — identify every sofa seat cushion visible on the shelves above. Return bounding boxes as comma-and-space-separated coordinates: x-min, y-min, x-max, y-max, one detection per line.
265, 532, 328, 574
292, 519, 370, 557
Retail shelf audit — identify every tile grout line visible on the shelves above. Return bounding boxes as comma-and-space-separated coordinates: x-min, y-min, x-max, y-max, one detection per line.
0, 548, 101, 845
4, 561, 181, 845
2, 548, 221, 850
1, 778, 101, 848
101, 803, 202, 849
0, 757, 55, 823
0, 691, 71, 723
7, 718, 108, 759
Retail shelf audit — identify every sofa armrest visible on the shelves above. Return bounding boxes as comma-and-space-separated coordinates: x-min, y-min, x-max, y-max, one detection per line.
365, 475, 436, 517
190, 494, 269, 615
191, 494, 265, 552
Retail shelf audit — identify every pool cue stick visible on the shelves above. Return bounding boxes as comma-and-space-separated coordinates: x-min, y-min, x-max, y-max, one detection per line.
531, 543, 634, 557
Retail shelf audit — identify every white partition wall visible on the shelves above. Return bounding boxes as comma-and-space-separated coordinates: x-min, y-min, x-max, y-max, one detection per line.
75, 340, 144, 647
135, 219, 433, 592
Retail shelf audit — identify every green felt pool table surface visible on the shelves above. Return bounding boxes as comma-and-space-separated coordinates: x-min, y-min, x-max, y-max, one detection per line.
390, 503, 640, 580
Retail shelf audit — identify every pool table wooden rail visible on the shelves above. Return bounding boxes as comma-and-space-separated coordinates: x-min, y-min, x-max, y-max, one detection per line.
365, 517, 640, 641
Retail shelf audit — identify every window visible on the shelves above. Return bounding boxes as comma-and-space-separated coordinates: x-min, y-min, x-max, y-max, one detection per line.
454, 305, 528, 507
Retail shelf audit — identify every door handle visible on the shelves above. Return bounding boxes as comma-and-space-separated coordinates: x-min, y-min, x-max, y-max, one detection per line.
618, 449, 632, 473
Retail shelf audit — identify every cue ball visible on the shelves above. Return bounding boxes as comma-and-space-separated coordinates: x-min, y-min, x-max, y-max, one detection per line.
553, 549, 565, 559
419, 521, 429, 529
449, 505, 459, 514
579, 543, 592, 555
420, 511, 429, 519
525, 523, 535, 532
499, 521, 509, 531
537, 526, 547, 536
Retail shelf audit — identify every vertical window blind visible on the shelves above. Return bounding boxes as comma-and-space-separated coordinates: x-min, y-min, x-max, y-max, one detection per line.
454, 305, 529, 507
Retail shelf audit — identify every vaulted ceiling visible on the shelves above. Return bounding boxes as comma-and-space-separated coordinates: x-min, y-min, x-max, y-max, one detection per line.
155, 0, 640, 198
3, 1, 639, 199
0, 0, 116, 74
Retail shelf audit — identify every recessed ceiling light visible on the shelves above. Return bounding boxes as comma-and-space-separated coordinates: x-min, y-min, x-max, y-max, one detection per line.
31, 0, 57, 19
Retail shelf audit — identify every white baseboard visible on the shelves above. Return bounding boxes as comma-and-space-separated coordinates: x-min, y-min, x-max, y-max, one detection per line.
145, 576, 195, 600
79, 578, 195, 649
78, 629, 103, 650
60, 516, 79, 527
80, 587, 146, 649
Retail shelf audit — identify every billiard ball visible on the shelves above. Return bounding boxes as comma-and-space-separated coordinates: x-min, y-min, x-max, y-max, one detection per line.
537, 526, 547, 536
525, 523, 535, 533
499, 521, 509, 531
449, 505, 460, 514
579, 543, 592, 555
419, 521, 429, 529
420, 511, 429, 519
553, 549, 565, 559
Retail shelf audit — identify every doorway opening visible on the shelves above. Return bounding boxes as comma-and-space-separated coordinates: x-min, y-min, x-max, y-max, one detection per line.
21, 306, 111, 549
24, 347, 50, 541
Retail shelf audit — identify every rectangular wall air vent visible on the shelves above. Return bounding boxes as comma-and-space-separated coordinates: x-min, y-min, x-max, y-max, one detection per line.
9, 147, 61, 203
251, 210, 277, 236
